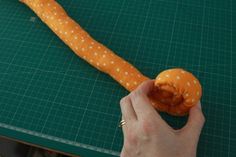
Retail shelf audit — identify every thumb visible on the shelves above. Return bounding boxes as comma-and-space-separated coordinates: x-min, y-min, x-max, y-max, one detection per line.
182, 102, 205, 138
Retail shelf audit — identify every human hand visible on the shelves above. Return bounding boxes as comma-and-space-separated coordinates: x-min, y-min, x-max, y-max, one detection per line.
120, 80, 205, 157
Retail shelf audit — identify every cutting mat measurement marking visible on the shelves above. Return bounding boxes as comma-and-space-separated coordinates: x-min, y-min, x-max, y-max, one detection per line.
0, 122, 120, 156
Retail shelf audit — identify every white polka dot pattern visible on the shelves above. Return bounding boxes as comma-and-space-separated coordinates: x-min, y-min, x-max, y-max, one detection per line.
20, 0, 149, 91
149, 68, 202, 116
21, 0, 202, 116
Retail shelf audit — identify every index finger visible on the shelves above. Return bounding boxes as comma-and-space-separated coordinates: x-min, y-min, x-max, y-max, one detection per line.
135, 79, 154, 95
129, 80, 159, 119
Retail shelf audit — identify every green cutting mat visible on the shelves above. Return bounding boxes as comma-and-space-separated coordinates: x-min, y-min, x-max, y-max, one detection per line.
0, 0, 235, 156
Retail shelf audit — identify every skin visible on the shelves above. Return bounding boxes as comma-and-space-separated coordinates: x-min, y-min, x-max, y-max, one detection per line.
120, 80, 205, 157
22, 0, 202, 116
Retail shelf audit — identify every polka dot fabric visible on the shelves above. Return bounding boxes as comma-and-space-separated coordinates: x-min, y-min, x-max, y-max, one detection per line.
148, 68, 202, 116
20, 0, 149, 91
21, 0, 202, 116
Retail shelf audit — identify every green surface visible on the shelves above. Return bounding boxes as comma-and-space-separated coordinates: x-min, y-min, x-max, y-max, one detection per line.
0, 0, 235, 156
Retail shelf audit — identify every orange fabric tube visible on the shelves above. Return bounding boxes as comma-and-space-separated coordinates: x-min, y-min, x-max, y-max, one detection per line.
20, 0, 149, 92
149, 69, 202, 116
21, 0, 202, 116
